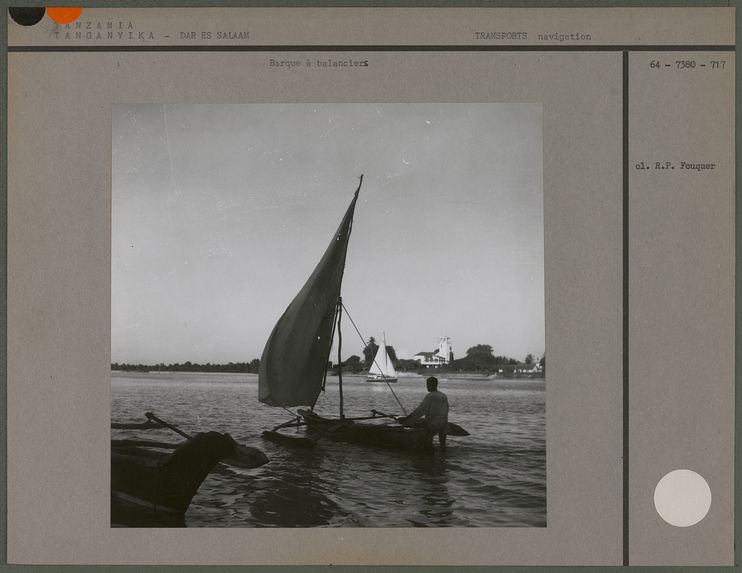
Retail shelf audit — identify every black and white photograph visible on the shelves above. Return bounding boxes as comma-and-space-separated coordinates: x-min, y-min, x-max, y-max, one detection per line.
111, 103, 545, 528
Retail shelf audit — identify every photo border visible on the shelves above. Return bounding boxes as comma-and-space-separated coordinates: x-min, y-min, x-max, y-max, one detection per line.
1, 1, 738, 571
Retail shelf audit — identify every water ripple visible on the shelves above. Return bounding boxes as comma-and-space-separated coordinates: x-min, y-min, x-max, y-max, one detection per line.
112, 372, 546, 527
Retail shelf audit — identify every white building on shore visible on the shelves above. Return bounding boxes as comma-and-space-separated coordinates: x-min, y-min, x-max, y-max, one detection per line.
413, 337, 453, 367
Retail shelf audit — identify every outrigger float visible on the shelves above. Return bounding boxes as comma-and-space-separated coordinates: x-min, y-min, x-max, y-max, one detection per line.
258, 175, 469, 452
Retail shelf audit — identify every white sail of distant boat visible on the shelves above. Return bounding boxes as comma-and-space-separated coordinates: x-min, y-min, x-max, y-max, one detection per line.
366, 333, 398, 383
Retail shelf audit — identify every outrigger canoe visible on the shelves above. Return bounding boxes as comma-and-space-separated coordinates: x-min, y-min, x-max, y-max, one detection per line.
257, 177, 468, 452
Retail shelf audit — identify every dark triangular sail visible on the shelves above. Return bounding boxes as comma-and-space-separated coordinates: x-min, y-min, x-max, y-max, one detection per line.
258, 177, 362, 407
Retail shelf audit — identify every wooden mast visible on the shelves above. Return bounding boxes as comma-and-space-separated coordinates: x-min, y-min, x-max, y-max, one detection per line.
337, 298, 345, 418
333, 175, 362, 421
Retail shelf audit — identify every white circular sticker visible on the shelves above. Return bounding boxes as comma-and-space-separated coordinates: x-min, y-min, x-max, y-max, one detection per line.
654, 469, 711, 527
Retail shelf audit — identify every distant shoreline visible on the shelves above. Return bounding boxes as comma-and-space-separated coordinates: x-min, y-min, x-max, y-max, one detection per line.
111, 368, 544, 380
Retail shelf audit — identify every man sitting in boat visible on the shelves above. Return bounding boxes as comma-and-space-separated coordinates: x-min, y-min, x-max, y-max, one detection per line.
398, 376, 449, 449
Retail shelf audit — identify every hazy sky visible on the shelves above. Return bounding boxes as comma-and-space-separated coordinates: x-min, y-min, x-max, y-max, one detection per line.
112, 104, 543, 364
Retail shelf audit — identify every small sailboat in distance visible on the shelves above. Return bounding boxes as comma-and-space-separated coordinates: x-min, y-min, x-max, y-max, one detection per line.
366, 333, 398, 383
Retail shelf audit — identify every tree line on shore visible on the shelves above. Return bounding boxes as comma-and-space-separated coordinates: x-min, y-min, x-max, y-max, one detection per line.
111, 360, 260, 373
112, 343, 544, 377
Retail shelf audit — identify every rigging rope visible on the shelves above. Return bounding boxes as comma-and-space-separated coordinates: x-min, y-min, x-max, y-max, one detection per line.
340, 302, 408, 416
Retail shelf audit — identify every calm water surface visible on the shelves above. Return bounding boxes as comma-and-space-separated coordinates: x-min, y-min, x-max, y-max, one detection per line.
112, 372, 545, 527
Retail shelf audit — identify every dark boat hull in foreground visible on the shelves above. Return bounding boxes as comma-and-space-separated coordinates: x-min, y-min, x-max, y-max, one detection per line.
111, 431, 265, 523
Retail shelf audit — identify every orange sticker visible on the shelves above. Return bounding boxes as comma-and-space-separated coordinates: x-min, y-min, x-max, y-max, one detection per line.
47, 7, 83, 24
